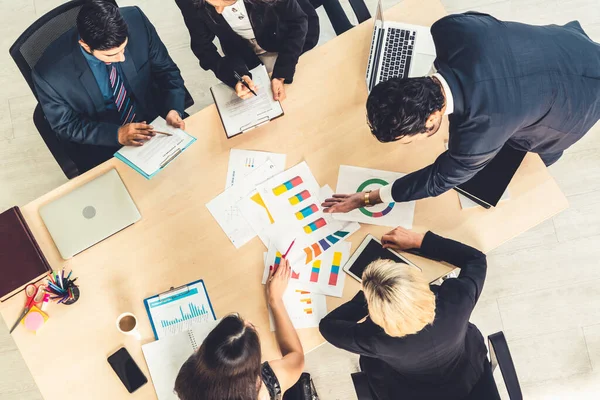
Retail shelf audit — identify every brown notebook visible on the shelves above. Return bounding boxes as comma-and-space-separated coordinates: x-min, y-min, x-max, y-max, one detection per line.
0, 206, 52, 302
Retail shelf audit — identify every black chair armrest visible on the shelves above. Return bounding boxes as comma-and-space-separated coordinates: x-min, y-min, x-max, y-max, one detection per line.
184, 86, 195, 111
488, 332, 523, 400
33, 103, 79, 179
352, 372, 375, 400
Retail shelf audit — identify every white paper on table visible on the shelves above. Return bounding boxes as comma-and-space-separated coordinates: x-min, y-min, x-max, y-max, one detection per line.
268, 287, 327, 331
237, 190, 275, 248
256, 162, 344, 266
116, 117, 195, 176
210, 65, 283, 138
225, 149, 287, 189
206, 160, 279, 248
332, 165, 416, 228
262, 241, 351, 298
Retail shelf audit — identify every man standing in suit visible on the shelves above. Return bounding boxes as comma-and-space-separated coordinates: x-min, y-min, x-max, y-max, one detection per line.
33, 0, 187, 172
323, 13, 600, 212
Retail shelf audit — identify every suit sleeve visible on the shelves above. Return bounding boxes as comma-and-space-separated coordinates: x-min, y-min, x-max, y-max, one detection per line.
32, 69, 121, 147
419, 232, 487, 305
174, 0, 250, 88
319, 291, 380, 356
271, 0, 310, 83
387, 147, 498, 203
137, 7, 186, 116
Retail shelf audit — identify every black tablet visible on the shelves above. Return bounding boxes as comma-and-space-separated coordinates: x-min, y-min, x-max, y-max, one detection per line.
343, 234, 421, 282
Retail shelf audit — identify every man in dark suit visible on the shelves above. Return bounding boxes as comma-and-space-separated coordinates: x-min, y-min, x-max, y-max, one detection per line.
33, 0, 187, 172
323, 12, 600, 212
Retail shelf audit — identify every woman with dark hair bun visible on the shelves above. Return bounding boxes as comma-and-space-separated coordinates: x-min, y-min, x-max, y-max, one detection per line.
174, 0, 319, 102
175, 258, 304, 400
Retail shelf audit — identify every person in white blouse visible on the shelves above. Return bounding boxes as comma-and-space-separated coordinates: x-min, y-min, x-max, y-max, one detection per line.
175, 0, 319, 101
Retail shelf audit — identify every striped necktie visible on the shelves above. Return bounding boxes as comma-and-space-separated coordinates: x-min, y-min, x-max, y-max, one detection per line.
108, 64, 137, 125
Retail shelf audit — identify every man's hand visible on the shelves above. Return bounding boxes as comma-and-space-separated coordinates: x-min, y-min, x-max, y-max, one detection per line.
235, 75, 258, 100
117, 122, 155, 146
382, 227, 425, 251
267, 258, 291, 305
166, 110, 185, 130
322, 190, 382, 214
271, 78, 286, 101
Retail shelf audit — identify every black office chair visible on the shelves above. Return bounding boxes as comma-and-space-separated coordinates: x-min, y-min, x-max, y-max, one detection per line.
310, 0, 371, 36
9, 0, 194, 179
351, 331, 523, 400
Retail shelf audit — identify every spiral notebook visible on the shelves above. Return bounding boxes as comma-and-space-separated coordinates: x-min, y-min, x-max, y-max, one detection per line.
141, 319, 220, 400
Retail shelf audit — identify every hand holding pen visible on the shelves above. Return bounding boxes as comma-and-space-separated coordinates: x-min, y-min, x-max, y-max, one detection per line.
234, 71, 258, 99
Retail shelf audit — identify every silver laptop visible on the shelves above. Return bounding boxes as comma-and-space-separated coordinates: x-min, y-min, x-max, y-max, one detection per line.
39, 169, 141, 259
366, 0, 437, 92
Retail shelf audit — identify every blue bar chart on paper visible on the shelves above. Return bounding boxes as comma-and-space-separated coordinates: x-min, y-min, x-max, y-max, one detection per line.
145, 280, 216, 339
160, 303, 208, 328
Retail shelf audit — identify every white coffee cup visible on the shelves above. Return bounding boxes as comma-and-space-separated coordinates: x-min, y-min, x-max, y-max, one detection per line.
116, 312, 142, 340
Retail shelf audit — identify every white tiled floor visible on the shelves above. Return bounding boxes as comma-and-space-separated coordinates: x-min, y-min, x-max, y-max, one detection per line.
1, 0, 600, 399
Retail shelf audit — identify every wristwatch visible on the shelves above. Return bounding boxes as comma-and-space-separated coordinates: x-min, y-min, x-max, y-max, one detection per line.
364, 190, 372, 207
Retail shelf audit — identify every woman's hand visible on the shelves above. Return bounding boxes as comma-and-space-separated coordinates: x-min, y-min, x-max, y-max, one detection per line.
267, 258, 291, 305
271, 78, 286, 101
235, 75, 258, 99
382, 227, 425, 251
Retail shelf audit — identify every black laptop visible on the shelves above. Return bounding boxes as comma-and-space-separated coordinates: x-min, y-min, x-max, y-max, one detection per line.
454, 144, 527, 209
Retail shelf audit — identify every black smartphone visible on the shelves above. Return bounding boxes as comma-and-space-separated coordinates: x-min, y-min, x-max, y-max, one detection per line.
107, 347, 148, 393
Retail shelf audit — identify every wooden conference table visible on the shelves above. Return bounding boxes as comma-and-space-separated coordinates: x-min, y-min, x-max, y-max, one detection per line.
0, 0, 569, 398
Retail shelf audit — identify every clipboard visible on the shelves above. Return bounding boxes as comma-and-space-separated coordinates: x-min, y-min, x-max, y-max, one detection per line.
209, 65, 284, 139
143, 279, 217, 340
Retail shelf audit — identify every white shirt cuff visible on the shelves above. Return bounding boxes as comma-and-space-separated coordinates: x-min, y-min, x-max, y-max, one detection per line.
379, 184, 395, 203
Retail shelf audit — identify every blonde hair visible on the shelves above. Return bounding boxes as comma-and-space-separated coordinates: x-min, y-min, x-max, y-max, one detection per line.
362, 259, 436, 337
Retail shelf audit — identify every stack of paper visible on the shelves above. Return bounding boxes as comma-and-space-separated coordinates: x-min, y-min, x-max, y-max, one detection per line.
205, 150, 286, 248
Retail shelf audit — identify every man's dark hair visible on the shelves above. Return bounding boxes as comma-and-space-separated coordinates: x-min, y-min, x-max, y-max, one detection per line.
366, 77, 445, 142
77, 0, 128, 51
174, 314, 262, 400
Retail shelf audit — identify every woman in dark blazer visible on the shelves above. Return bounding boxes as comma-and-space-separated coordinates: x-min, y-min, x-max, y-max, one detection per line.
175, 0, 319, 101
319, 227, 491, 400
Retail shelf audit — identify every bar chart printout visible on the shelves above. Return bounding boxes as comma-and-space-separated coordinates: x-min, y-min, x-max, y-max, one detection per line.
145, 279, 216, 339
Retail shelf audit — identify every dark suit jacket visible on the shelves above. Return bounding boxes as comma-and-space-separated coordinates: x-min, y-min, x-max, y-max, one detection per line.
174, 0, 319, 87
320, 233, 488, 400
32, 6, 186, 149
389, 13, 600, 202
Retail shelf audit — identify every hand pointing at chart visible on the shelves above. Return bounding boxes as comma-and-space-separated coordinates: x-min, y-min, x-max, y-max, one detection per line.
322, 190, 383, 213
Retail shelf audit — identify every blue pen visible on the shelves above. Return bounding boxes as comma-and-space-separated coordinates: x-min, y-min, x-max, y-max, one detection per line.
48, 282, 66, 294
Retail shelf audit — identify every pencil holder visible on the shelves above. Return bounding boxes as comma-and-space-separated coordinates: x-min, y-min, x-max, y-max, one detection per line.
62, 286, 80, 305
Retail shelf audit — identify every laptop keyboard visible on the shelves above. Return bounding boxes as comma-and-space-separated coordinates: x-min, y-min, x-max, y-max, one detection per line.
380, 28, 416, 81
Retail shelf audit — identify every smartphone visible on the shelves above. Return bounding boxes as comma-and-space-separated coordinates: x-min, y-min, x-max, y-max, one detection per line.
107, 347, 148, 393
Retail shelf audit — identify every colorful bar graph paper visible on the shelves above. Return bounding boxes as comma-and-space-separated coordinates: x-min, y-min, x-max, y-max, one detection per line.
273, 176, 303, 196
310, 260, 321, 282
270, 252, 282, 271
289, 190, 311, 205
304, 218, 327, 234
328, 251, 342, 286
295, 204, 318, 220
160, 303, 207, 328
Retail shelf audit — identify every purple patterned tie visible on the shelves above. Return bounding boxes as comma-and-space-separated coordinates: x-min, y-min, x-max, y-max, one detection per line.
108, 64, 137, 125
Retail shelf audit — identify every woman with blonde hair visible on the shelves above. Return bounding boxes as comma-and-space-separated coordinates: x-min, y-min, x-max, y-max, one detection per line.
319, 227, 489, 400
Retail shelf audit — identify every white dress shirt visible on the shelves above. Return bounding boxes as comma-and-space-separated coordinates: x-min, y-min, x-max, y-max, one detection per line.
221, 0, 266, 55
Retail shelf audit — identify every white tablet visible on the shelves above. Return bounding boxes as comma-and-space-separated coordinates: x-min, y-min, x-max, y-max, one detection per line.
343, 234, 421, 282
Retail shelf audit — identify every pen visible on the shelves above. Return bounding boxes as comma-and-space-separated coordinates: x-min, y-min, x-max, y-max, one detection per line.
151, 130, 173, 136
233, 71, 257, 97
283, 239, 296, 259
